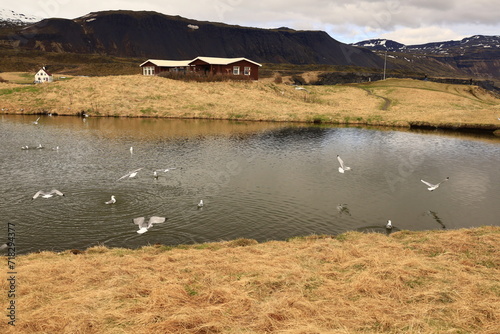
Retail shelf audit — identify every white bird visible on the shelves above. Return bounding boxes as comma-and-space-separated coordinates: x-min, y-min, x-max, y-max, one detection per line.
130, 147, 133, 154
198, 200, 204, 208
117, 168, 143, 181
385, 220, 393, 229
33, 117, 40, 125
154, 168, 177, 177
105, 195, 116, 204
32, 189, 64, 200
36, 144, 44, 149
21, 146, 29, 150
134, 216, 166, 234
337, 155, 351, 173
337, 203, 350, 215
421, 177, 449, 191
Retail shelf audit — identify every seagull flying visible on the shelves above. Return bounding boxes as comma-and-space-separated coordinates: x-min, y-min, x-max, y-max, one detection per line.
420, 177, 449, 191
117, 168, 143, 181
337, 155, 351, 173
133, 216, 166, 234
32, 189, 64, 200
105, 195, 116, 204
385, 220, 393, 229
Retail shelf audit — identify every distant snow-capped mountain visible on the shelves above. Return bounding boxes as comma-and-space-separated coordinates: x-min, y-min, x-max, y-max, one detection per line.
353, 35, 500, 55
0, 8, 42, 26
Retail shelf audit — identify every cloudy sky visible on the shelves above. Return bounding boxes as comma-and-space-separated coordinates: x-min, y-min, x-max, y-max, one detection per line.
7, 0, 500, 45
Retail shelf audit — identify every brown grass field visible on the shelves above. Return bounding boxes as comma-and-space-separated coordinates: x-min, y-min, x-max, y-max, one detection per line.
0, 227, 498, 333
0, 75, 499, 129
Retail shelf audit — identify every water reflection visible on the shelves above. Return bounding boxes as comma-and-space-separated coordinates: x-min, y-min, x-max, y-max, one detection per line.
0, 115, 499, 254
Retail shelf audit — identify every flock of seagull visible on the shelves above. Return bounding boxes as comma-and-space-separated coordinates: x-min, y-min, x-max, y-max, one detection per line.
28, 142, 202, 234
27, 115, 451, 236
32, 163, 203, 234
335, 154, 449, 232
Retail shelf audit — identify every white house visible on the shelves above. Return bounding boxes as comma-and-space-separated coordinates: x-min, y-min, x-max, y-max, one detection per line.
34, 67, 53, 83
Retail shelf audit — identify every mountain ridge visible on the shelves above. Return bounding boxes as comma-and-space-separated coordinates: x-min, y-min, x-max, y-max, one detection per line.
0, 10, 382, 68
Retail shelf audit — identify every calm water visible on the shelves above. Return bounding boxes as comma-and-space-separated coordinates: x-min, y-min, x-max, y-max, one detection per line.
1, 115, 499, 254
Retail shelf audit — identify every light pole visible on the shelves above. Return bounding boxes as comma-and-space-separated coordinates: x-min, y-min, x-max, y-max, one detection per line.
383, 51, 387, 80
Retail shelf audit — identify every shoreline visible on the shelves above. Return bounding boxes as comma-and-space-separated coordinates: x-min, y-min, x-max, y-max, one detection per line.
2, 111, 500, 135
0, 76, 499, 133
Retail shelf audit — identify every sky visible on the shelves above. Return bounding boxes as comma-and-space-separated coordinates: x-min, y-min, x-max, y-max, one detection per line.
6, 0, 500, 45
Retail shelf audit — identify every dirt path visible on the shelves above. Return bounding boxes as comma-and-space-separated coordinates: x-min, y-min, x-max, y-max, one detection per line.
360, 87, 391, 110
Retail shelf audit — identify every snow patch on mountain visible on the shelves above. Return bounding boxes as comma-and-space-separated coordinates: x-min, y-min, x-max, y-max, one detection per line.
0, 8, 42, 25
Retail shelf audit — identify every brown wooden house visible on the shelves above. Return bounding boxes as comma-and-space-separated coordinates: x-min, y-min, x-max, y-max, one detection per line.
140, 56, 262, 80
188, 57, 262, 80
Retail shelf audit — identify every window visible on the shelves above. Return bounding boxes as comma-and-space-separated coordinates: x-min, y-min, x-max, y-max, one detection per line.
143, 66, 155, 76
244, 67, 251, 75
233, 66, 240, 75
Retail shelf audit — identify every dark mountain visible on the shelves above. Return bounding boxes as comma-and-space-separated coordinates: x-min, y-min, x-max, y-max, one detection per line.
0, 10, 383, 67
353, 35, 500, 80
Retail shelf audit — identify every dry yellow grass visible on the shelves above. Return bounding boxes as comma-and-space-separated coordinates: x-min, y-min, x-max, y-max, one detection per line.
1, 227, 498, 333
0, 76, 498, 128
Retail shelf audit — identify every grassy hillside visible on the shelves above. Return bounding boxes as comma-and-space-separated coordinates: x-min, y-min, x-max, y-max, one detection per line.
0, 75, 498, 129
1, 227, 498, 333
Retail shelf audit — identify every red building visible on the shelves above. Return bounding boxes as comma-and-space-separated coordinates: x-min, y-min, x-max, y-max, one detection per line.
140, 56, 262, 80
188, 57, 261, 80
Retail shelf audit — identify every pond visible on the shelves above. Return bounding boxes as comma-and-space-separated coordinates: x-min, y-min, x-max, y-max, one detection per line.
1, 115, 499, 254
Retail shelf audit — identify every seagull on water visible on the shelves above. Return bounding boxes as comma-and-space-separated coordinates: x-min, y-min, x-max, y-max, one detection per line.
385, 220, 393, 230
337, 155, 351, 173
337, 203, 350, 215
154, 168, 177, 178
198, 200, 204, 208
32, 189, 64, 200
33, 117, 40, 125
421, 177, 449, 191
117, 168, 143, 181
105, 195, 116, 204
130, 147, 133, 154
134, 216, 166, 234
